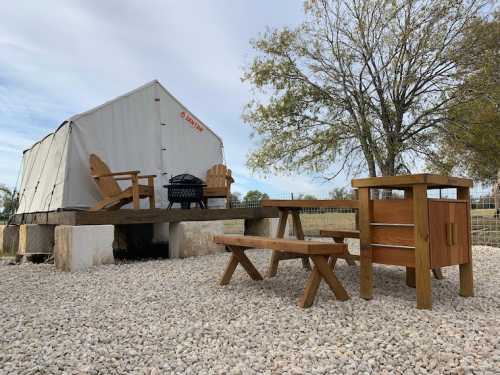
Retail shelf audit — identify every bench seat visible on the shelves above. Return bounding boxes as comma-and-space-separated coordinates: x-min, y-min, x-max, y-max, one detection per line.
319, 229, 360, 239
214, 235, 349, 308
214, 235, 347, 255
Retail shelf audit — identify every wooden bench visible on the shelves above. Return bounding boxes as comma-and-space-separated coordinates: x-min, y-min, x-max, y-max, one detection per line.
214, 235, 350, 308
319, 229, 360, 266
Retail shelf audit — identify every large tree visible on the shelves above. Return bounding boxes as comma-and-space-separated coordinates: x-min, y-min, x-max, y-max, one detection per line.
428, 13, 500, 213
428, 14, 500, 183
243, 190, 270, 205
243, 0, 486, 178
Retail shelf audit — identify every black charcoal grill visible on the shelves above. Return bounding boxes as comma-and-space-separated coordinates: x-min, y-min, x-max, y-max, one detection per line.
165, 174, 206, 209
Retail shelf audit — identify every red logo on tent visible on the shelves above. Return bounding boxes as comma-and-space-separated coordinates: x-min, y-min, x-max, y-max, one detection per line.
180, 111, 203, 133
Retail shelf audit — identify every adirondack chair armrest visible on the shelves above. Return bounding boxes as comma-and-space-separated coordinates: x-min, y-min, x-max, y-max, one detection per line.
91, 170, 140, 178
138, 175, 157, 179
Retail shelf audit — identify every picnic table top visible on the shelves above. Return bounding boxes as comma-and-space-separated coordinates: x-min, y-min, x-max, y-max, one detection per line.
351, 174, 473, 189
261, 199, 359, 209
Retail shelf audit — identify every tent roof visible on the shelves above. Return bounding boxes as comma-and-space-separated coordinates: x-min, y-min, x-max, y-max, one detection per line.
23, 80, 223, 153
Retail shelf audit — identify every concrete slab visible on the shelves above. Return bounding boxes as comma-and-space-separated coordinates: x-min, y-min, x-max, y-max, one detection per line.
169, 221, 225, 258
54, 225, 115, 272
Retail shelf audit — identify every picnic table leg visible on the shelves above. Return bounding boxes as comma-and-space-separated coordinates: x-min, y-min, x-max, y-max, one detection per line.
268, 209, 288, 277
291, 210, 311, 271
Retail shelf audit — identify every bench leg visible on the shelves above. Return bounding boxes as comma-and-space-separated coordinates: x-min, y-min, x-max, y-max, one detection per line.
298, 255, 349, 308
232, 247, 263, 281
298, 264, 322, 308
220, 254, 239, 285
312, 255, 349, 301
220, 247, 263, 285
267, 250, 281, 277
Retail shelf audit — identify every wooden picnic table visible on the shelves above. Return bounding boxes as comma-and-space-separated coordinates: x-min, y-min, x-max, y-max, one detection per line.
261, 199, 359, 276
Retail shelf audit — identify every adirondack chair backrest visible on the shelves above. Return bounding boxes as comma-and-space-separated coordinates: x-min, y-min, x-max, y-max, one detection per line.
206, 164, 232, 189
89, 154, 122, 198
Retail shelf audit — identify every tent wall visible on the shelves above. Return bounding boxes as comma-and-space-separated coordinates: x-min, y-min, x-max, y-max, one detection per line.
17, 80, 224, 213
157, 85, 223, 205
64, 84, 161, 209
17, 124, 70, 213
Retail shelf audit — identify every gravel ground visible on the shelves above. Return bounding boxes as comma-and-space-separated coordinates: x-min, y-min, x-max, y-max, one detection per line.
0, 244, 499, 375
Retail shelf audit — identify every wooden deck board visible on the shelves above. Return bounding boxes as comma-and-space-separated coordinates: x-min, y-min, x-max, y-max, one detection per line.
10, 207, 280, 226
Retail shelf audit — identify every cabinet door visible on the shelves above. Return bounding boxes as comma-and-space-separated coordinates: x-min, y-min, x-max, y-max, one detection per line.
428, 200, 450, 268
429, 201, 470, 267
450, 202, 470, 265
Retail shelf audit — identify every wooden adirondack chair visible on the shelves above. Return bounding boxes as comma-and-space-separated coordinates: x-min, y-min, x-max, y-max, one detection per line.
89, 154, 156, 211
203, 164, 234, 208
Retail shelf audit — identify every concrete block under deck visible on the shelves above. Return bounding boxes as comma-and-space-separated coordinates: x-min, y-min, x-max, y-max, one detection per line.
18, 224, 55, 255
169, 221, 225, 258
0, 225, 19, 256
54, 225, 114, 272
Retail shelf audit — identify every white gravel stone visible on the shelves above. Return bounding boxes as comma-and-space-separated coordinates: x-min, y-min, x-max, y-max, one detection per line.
0, 245, 498, 374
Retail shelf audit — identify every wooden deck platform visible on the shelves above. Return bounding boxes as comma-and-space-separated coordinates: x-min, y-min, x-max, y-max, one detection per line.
10, 207, 280, 226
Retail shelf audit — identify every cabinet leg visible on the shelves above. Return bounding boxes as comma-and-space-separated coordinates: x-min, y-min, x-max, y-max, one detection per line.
459, 262, 474, 297
432, 268, 444, 280
416, 267, 432, 309
406, 267, 416, 288
358, 187, 372, 300
413, 185, 432, 310
360, 249, 373, 299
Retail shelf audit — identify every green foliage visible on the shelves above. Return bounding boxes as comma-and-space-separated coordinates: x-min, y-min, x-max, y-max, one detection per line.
429, 14, 500, 183
328, 187, 354, 200
0, 184, 17, 217
243, 0, 486, 178
296, 193, 317, 200
243, 190, 270, 204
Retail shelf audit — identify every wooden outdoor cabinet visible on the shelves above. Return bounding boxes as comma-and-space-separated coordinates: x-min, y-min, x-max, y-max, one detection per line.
368, 199, 471, 269
352, 174, 474, 310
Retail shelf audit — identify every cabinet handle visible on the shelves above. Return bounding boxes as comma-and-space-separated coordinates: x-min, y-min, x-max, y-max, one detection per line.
446, 223, 457, 246
446, 223, 453, 246
452, 223, 457, 246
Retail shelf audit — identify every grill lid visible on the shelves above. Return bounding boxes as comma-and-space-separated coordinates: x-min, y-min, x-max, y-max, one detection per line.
168, 173, 205, 185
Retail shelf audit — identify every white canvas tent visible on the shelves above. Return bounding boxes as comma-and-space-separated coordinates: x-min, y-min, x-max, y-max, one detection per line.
16, 80, 224, 214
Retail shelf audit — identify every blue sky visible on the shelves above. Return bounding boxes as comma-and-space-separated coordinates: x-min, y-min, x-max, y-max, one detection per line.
0, 0, 354, 197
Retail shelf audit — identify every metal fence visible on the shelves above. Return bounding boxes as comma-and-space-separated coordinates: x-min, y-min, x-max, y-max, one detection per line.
226, 189, 499, 248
